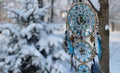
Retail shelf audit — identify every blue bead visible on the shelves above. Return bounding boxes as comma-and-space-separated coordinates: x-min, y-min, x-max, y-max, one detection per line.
92, 25, 94, 29
83, 59, 86, 62
80, 42, 82, 45
76, 43, 79, 47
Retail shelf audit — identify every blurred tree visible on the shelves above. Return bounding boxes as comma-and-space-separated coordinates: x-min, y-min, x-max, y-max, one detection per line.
38, 0, 43, 8
38, 0, 44, 21
0, 0, 73, 73
51, 0, 54, 22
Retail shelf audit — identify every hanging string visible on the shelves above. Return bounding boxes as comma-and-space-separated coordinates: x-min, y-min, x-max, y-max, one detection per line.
71, 55, 73, 69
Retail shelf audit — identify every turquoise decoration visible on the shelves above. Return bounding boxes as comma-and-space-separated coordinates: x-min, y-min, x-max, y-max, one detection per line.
97, 33, 102, 60
78, 64, 91, 73
66, 2, 100, 73
74, 40, 95, 63
65, 30, 74, 54
67, 2, 98, 38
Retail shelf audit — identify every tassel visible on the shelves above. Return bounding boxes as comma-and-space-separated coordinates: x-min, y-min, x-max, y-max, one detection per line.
97, 32, 102, 60
91, 59, 101, 73
71, 55, 73, 69
65, 30, 74, 54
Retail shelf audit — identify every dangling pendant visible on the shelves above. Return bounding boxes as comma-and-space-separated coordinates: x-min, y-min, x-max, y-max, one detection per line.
91, 59, 102, 73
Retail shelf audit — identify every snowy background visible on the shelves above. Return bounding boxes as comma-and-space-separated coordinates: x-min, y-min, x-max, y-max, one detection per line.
0, 0, 120, 73
110, 31, 120, 73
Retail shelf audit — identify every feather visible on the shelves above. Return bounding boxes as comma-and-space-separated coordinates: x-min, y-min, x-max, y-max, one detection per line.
65, 30, 74, 54
97, 34, 102, 60
91, 62, 101, 73
91, 59, 101, 73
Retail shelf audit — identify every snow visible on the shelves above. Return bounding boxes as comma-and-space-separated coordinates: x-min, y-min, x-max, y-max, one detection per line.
4, 7, 35, 21
34, 5, 51, 16
14, 58, 22, 68
0, 23, 20, 37
1, 29, 10, 36
90, 0, 100, 11
45, 55, 53, 71
4, 7, 24, 17
22, 44, 41, 57
0, 0, 2, 2
20, 23, 43, 39
45, 23, 62, 31
5, 3, 51, 24
0, 22, 70, 73
54, 49, 69, 59
110, 31, 120, 73
0, 0, 115, 73
47, 34, 63, 47
105, 24, 109, 30
52, 60, 74, 73
23, 7, 35, 21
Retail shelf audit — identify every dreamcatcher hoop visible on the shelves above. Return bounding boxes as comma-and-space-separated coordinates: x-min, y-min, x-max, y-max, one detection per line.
73, 40, 95, 63
66, 2, 99, 38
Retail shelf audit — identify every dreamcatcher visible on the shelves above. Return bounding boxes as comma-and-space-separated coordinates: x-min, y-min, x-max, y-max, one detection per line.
65, 1, 102, 73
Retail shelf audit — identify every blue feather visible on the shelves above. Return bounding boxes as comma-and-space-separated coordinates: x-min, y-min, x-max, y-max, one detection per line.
97, 35, 102, 60
91, 62, 101, 73
67, 41, 74, 54
65, 31, 74, 54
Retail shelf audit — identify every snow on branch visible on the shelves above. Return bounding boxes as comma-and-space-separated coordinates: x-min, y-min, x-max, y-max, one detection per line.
45, 23, 63, 32
34, 4, 51, 16
4, 4, 51, 24
20, 23, 43, 39
4, 7, 36, 21
23, 7, 36, 21
47, 34, 63, 47
0, 23, 20, 38
4, 7, 24, 17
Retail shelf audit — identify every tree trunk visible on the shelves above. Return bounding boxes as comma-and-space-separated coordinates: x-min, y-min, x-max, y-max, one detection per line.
98, 0, 109, 73
38, 0, 43, 8
38, 0, 44, 21
51, 0, 54, 22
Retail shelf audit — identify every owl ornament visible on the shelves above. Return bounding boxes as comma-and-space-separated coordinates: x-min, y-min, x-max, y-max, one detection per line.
65, 2, 102, 73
